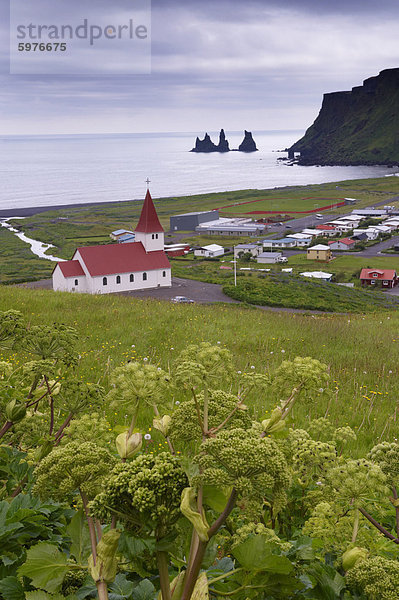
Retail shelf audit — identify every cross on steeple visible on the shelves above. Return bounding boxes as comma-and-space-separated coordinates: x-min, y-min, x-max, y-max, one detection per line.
145, 177, 151, 189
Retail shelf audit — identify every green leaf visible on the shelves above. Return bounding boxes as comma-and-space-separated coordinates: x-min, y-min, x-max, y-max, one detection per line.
232, 535, 293, 574
202, 486, 232, 513
131, 579, 155, 600
66, 510, 92, 563
18, 542, 69, 593
0, 576, 25, 600
109, 574, 135, 600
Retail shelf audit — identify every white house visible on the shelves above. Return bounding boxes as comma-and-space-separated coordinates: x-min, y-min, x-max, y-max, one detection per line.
286, 233, 313, 247
263, 238, 296, 249
234, 244, 261, 258
53, 190, 172, 294
194, 244, 224, 258
327, 221, 354, 233
301, 229, 323, 238
352, 228, 379, 241
328, 238, 357, 251
257, 252, 284, 264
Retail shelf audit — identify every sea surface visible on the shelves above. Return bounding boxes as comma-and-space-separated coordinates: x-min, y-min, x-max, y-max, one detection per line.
0, 131, 397, 211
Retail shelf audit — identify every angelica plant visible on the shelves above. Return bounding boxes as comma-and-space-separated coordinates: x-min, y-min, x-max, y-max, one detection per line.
33, 441, 117, 600
90, 452, 188, 600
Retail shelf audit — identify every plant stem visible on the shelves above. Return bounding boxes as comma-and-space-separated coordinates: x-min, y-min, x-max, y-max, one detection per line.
0, 421, 13, 439
359, 507, 399, 544
181, 488, 238, 600
156, 551, 171, 600
351, 508, 359, 543
208, 568, 243, 586
203, 386, 209, 435
393, 487, 399, 538
96, 581, 109, 600
54, 412, 74, 443
80, 490, 98, 562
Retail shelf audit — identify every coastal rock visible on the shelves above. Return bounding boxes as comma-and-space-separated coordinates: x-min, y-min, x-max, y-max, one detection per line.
191, 133, 218, 153
238, 130, 258, 152
288, 68, 399, 166
217, 128, 230, 152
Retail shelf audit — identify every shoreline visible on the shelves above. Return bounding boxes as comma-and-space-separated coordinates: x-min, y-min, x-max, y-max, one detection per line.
0, 198, 144, 218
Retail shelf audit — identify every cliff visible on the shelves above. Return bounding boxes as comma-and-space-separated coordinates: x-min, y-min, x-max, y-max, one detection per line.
288, 68, 399, 165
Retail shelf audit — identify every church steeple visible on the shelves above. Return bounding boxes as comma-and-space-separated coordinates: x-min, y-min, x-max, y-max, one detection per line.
134, 189, 164, 252
135, 189, 164, 234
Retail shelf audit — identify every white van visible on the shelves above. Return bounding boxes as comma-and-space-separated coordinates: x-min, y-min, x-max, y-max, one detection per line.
315, 214, 323, 219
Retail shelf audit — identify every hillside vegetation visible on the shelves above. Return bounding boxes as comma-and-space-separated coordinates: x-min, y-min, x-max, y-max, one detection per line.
0, 285, 398, 453
289, 68, 399, 165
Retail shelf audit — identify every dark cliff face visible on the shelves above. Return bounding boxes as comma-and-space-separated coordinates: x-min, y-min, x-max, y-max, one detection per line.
289, 68, 399, 165
238, 130, 258, 152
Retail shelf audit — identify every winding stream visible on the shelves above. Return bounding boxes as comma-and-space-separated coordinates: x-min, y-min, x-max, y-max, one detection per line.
0, 218, 65, 262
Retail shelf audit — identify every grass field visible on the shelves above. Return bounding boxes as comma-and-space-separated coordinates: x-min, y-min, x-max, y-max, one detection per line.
0, 284, 398, 455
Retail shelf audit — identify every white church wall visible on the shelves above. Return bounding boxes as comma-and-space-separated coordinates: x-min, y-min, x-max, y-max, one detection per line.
91, 268, 171, 294
52, 266, 89, 293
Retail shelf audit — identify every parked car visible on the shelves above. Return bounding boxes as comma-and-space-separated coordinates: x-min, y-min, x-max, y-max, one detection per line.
277, 257, 288, 263
171, 296, 195, 304
315, 214, 323, 219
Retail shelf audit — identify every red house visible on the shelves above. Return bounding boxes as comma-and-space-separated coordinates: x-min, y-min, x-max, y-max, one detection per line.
360, 268, 398, 289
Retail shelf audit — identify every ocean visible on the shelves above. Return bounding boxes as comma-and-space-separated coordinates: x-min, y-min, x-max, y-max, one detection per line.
0, 130, 396, 211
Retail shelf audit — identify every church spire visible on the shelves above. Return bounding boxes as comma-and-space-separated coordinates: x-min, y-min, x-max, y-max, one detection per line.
135, 189, 164, 234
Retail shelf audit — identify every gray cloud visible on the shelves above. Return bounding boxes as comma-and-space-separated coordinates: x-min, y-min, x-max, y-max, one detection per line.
1, 0, 399, 133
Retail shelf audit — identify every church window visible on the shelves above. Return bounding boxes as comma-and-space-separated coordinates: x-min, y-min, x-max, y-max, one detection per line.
162, 271, 166, 277
103, 277, 107, 286
130, 274, 134, 282
143, 272, 147, 281
75, 279, 78, 286
156, 234, 159, 239
116, 275, 121, 284
152, 234, 155, 239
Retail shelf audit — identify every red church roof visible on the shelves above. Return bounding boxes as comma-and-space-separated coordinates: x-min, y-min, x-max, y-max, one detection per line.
74, 242, 170, 277
57, 260, 86, 278
135, 190, 164, 233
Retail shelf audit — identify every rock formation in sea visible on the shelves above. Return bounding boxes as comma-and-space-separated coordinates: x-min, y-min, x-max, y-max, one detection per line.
288, 68, 399, 166
217, 129, 230, 152
238, 130, 258, 152
191, 129, 257, 152
191, 133, 218, 153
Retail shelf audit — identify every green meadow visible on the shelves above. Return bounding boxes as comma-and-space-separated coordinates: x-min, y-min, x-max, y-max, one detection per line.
0, 284, 397, 455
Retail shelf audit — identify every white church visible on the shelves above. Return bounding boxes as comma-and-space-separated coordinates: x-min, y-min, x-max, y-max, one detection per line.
52, 190, 172, 294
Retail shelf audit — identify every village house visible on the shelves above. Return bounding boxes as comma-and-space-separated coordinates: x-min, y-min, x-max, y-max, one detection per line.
263, 238, 297, 250
194, 244, 224, 258
286, 233, 313, 247
315, 224, 338, 237
257, 252, 285, 264
53, 190, 171, 294
306, 244, 332, 261
234, 243, 261, 258
327, 221, 355, 233
328, 238, 357, 251
110, 229, 135, 241
360, 268, 398, 289
352, 228, 379, 241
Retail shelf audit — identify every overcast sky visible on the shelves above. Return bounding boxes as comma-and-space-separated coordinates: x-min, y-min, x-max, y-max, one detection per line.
1, 0, 399, 134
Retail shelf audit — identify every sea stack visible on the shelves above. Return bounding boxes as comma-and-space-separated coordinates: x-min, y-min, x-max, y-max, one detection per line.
191, 133, 218, 153
238, 130, 258, 152
217, 128, 230, 152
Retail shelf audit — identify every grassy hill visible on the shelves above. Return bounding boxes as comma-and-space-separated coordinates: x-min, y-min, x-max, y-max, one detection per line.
0, 285, 398, 455
289, 68, 399, 165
